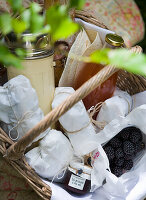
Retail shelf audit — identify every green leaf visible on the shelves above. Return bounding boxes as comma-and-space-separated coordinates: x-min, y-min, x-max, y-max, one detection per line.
28, 3, 44, 33
39, 25, 51, 34
12, 18, 27, 34
90, 49, 146, 76
90, 49, 110, 65
46, 5, 79, 41
108, 49, 146, 76
0, 14, 12, 34
21, 3, 45, 33
53, 18, 79, 41
68, 0, 86, 10
21, 9, 31, 28
30, 2, 42, 14
46, 5, 67, 31
7, 0, 23, 13
15, 48, 26, 59
30, 14, 44, 33
0, 44, 23, 69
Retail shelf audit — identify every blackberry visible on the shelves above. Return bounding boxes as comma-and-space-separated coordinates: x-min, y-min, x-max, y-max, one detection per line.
114, 157, 124, 167
118, 126, 140, 141
104, 146, 115, 160
129, 130, 142, 143
118, 127, 131, 141
135, 141, 145, 153
109, 161, 115, 169
110, 137, 122, 148
124, 153, 135, 160
112, 166, 123, 177
123, 159, 133, 170
123, 141, 135, 155
115, 147, 124, 159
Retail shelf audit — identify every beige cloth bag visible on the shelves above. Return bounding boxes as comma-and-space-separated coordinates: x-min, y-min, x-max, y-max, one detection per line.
59, 28, 103, 87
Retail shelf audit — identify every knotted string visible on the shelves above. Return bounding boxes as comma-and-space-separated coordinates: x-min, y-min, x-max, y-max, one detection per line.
8, 111, 34, 141
50, 155, 84, 185
5, 84, 34, 140
88, 102, 107, 130
50, 166, 68, 186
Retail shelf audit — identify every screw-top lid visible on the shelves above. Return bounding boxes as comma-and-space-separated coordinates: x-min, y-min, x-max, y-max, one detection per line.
5, 32, 54, 59
70, 162, 92, 174
105, 33, 124, 47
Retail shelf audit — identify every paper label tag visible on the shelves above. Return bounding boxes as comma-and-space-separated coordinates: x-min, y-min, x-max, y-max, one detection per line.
68, 174, 86, 190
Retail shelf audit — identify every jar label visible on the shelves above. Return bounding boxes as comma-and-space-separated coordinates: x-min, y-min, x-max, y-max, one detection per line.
68, 174, 86, 190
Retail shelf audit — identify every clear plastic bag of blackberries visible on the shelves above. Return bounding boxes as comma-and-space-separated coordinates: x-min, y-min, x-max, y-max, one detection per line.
95, 104, 146, 199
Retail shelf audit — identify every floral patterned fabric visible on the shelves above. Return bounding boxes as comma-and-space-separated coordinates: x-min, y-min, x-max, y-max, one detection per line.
84, 0, 145, 47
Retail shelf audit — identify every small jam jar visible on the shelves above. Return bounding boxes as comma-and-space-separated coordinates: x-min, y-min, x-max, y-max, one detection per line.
64, 163, 92, 195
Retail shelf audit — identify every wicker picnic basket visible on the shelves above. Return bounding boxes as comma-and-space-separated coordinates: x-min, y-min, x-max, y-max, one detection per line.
0, 3, 146, 200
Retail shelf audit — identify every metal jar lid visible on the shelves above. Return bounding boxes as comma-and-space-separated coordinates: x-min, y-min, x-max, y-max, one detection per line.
105, 33, 124, 47
5, 32, 54, 59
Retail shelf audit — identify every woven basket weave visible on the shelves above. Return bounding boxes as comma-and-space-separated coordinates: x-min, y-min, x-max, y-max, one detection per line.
0, 7, 146, 200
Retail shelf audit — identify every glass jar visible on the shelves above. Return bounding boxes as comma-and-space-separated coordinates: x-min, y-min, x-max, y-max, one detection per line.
64, 163, 92, 195
5, 32, 55, 115
74, 34, 124, 113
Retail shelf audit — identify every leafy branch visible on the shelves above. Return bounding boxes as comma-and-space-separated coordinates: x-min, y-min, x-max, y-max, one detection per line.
0, 0, 145, 77
0, 0, 86, 68
90, 49, 146, 76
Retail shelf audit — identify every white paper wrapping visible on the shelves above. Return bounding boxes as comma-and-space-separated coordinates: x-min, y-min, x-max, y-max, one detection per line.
52, 87, 98, 156
91, 144, 110, 192
96, 88, 132, 125
25, 129, 73, 180
0, 75, 49, 142
75, 18, 114, 44
132, 91, 146, 109
95, 105, 146, 199
42, 164, 146, 200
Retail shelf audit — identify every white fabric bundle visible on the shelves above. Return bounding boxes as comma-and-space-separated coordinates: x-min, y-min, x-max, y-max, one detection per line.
25, 129, 73, 180
0, 75, 49, 142
96, 88, 132, 126
95, 105, 146, 199
132, 91, 146, 109
52, 87, 98, 156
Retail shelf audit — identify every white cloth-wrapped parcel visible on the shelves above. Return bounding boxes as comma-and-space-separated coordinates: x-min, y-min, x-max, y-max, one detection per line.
25, 129, 73, 180
132, 91, 146, 109
0, 75, 49, 142
52, 87, 98, 156
96, 88, 132, 125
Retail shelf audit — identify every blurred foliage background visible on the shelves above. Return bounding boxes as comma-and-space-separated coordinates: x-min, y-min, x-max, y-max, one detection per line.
135, 0, 146, 53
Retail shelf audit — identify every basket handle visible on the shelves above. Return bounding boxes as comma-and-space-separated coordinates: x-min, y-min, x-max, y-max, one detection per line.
6, 65, 117, 160
5, 46, 141, 161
